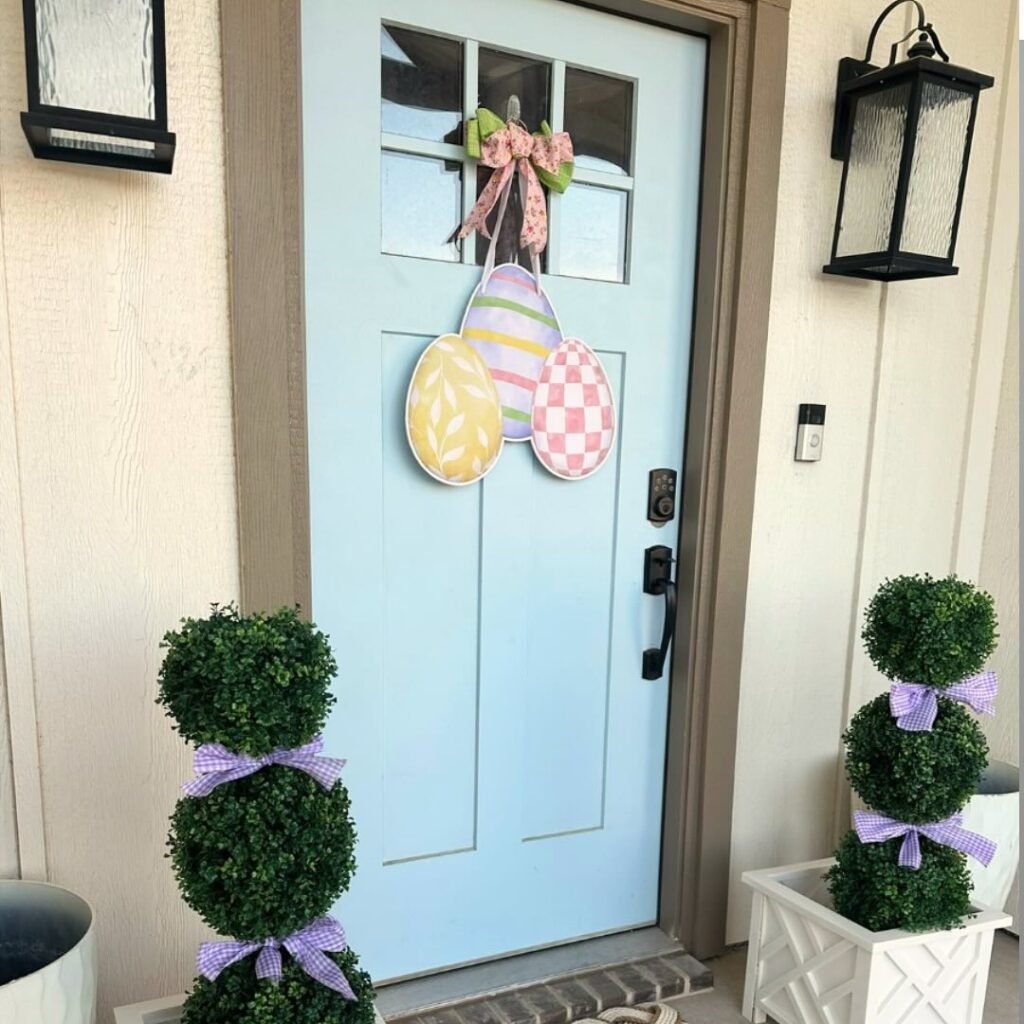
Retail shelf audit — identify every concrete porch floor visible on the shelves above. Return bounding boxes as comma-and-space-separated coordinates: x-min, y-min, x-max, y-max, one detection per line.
666, 931, 1019, 1024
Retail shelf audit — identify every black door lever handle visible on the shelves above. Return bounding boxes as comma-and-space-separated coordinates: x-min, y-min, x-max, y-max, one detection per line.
642, 545, 677, 680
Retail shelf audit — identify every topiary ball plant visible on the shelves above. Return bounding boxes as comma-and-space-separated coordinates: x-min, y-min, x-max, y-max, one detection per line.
826, 574, 998, 933
827, 831, 975, 932
168, 767, 357, 939
182, 949, 376, 1024
159, 605, 374, 1024
860, 574, 997, 688
158, 604, 338, 755
842, 695, 988, 825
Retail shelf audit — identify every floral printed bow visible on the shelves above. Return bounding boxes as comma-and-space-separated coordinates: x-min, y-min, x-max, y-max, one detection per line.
457, 107, 574, 256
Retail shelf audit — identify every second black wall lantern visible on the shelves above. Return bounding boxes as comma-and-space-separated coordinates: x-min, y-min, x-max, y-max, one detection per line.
824, 0, 992, 281
20, 0, 175, 174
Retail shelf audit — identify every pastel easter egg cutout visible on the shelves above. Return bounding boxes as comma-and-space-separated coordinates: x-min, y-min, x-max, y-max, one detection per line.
406, 334, 504, 486
460, 263, 563, 441
531, 338, 616, 480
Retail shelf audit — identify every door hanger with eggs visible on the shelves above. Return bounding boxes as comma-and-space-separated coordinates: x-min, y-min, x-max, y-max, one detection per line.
405, 140, 616, 484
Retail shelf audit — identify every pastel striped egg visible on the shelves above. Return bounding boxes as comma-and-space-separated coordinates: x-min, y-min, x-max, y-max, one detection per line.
460, 262, 563, 441
531, 339, 616, 481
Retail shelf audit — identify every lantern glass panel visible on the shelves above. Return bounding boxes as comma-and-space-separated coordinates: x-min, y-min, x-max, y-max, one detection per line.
835, 83, 910, 257
35, 0, 155, 119
901, 81, 974, 257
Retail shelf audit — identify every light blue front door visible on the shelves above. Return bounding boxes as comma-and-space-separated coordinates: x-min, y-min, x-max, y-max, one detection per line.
303, 0, 705, 981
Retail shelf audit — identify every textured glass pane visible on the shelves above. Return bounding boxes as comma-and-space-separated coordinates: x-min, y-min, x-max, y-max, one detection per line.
901, 82, 973, 257
473, 165, 547, 273
36, 0, 154, 119
559, 184, 628, 282
835, 84, 910, 257
564, 68, 633, 175
381, 27, 463, 145
479, 49, 550, 130
51, 129, 156, 156
381, 153, 461, 262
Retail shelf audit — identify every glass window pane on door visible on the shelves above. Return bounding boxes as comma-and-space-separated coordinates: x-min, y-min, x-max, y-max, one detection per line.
381, 152, 462, 262
478, 48, 551, 129
564, 67, 634, 176
381, 26, 463, 144
559, 184, 629, 282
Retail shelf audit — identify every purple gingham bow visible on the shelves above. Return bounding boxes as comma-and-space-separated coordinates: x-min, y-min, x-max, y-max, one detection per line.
889, 671, 998, 731
853, 809, 997, 870
183, 734, 345, 797
197, 916, 355, 999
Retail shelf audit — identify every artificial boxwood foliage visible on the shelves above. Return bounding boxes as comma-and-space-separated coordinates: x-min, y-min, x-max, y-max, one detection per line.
862, 574, 997, 687
162, 604, 372, 1020
158, 605, 337, 755
844, 694, 988, 824
182, 948, 376, 1024
826, 831, 972, 932
168, 766, 356, 940
827, 574, 998, 934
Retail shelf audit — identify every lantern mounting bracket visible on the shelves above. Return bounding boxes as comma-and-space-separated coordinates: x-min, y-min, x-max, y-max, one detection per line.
863, 1, 949, 68
830, 0, 949, 160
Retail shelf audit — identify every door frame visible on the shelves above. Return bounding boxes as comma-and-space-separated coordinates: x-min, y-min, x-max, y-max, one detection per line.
222, 0, 789, 959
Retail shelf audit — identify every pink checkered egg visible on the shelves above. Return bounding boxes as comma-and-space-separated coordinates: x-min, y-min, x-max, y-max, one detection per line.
530, 338, 616, 480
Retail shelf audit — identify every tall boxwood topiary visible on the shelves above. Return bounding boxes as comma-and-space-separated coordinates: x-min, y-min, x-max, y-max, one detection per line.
826, 575, 998, 932
159, 605, 375, 1024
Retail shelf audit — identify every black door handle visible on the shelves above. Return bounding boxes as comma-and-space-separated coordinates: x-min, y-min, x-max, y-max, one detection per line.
642, 545, 677, 680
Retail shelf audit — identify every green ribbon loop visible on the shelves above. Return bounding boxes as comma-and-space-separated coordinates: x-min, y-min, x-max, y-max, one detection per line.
464, 107, 574, 194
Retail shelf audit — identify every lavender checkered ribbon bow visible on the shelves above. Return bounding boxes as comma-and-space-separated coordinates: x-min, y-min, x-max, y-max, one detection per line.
183, 734, 345, 797
889, 671, 998, 732
853, 809, 997, 870
197, 916, 355, 999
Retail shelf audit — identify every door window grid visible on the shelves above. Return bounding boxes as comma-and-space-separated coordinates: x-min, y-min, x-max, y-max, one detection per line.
380, 27, 635, 282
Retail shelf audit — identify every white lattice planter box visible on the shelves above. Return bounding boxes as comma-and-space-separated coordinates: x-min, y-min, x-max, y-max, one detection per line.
114, 993, 387, 1024
114, 995, 185, 1024
742, 859, 1011, 1024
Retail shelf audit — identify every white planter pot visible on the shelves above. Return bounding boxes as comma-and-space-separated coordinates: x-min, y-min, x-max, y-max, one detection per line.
114, 995, 187, 1024
115, 992, 388, 1024
961, 760, 1019, 915
0, 880, 97, 1024
742, 859, 1011, 1024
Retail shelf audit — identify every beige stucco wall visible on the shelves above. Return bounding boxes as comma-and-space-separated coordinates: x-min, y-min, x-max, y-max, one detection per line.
0, 0, 1017, 1015
0, 0, 236, 1016
727, 0, 1019, 941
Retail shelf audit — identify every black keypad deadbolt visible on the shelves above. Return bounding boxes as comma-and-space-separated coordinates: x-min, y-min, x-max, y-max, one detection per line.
647, 468, 677, 525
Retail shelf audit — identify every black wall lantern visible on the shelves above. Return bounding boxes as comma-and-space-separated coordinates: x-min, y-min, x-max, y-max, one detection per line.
824, 1, 992, 281
20, 0, 175, 174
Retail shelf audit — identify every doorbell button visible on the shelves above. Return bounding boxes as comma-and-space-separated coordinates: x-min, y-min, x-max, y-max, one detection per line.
795, 404, 826, 462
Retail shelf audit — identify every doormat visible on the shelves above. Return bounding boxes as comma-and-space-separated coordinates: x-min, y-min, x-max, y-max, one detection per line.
576, 1003, 688, 1024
